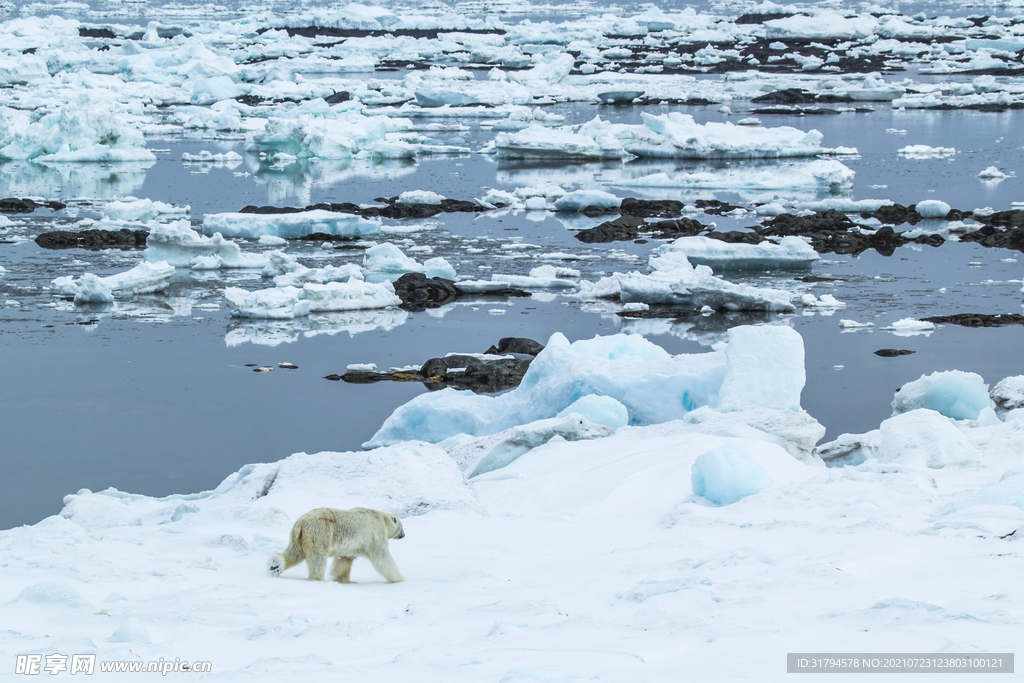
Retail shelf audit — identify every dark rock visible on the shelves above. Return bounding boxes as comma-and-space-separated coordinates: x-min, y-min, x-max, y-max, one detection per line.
921, 313, 1024, 327
959, 225, 1024, 251
751, 88, 819, 104
874, 349, 915, 357
79, 27, 116, 38
647, 218, 705, 238
695, 199, 743, 215
239, 205, 305, 214
235, 94, 268, 106
982, 210, 1024, 229
575, 215, 645, 243
438, 199, 487, 213
324, 91, 350, 104
484, 337, 544, 356
294, 233, 361, 243
578, 204, 621, 217
706, 230, 764, 245
35, 228, 149, 250
392, 272, 463, 311
736, 12, 794, 24
759, 210, 855, 236
1, 198, 66, 213
617, 308, 702, 319
619, 197, 684, 218
865, 203, 923, 225
750, 106, 841, 115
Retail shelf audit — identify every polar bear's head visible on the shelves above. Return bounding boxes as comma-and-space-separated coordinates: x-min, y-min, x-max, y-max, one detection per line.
385, 513, 405, 540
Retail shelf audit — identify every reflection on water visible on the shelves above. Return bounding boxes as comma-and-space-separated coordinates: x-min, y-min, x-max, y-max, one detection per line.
619, 310, 778, 346
255, 157, 418, 206
0, 160, 154, 200
224, 307, 410, 346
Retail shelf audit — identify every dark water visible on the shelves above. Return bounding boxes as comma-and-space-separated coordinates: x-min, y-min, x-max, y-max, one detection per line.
2, 104, 1023, 529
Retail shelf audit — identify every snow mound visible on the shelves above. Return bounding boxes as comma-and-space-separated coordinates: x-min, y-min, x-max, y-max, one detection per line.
203, 211, 380, 239
877, 409, 987, 469
59, 442, 480, 531
691, 443, 774, 505
555, 395, 629, 430
444, 414, 615, 477
893, 370, 994, 420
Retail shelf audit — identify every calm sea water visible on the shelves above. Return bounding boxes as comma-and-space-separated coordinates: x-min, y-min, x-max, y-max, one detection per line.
1, 7, 1023, 528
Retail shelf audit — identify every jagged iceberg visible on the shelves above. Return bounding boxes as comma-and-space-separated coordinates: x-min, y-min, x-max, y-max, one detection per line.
143, 222, 268, 269
203, 210, 380, 239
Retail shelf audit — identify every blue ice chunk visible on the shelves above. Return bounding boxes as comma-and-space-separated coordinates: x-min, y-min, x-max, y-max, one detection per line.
555, 395, 628, 430
691, 443, 773, 505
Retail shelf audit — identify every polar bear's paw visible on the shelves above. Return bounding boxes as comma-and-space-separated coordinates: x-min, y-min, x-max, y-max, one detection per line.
268, 553, 285, 577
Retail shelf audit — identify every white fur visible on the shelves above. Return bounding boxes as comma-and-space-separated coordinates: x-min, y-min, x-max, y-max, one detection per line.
268, 507, 405, 583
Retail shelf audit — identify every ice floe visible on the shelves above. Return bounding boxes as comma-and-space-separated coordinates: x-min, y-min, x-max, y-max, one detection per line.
203, 210, 381, 239
143, 222, 268, 269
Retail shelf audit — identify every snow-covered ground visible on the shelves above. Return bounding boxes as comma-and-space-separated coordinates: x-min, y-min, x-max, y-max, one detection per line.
2, 326, 1022, 680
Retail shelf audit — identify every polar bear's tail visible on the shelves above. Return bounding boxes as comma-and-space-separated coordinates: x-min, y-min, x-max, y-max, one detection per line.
268, 524, 304, 577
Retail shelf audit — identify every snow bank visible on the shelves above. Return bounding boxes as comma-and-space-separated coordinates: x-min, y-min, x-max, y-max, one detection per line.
663, 235, 818, 270
203, 211, 381, 239
144, 222, 268, 269
367, 326, 808, 448
893, 370, 994, 421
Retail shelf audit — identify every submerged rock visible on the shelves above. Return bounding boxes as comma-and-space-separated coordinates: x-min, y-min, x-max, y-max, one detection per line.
0, 198, 66, 213
921, 313, 1024, 327
874, 349, 915, 357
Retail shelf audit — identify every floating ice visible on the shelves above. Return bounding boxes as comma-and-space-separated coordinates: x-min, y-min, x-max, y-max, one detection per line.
144, 222, 268, 269
104, 198, 188, 223
622, 113, 826, 159
363, 243, 456, 280
614, 250, 797, 312
181, 151, 244, 163
52, 261, 176, 303
224, 286, 311, 319
898, 145, 955, 158
663, 236, 818, 270
893, 370, 994, 421
258, 235, 287, 246
839, 319, 874, 328
462, 265, 578, 290
555, 395, 629, 430
915, 200, 951, 218
691, 442, 774, 505
0, 94, 154, 162
612, 160, 854, 195
495, 119, 630, 160
247, 106, 395, 159
203, 211, 380, 239
883, 318, 935, 336
977, 166, 1009, 180
301, 281, 401, 312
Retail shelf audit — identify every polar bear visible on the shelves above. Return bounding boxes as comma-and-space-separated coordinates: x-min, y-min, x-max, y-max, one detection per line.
268, 507, 405, 583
